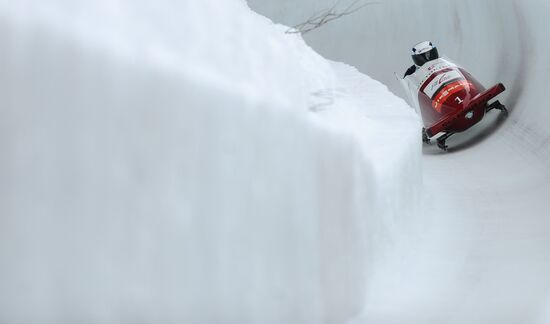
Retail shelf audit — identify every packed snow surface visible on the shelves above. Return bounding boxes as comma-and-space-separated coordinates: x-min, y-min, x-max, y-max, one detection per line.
0, 0, 422, 323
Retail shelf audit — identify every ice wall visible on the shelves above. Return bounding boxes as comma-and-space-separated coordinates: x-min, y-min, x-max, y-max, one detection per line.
248, 0, 550, 323
0, 1, 420, 323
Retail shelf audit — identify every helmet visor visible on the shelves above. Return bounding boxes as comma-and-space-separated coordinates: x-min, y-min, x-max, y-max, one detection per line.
412, 47, 439, 66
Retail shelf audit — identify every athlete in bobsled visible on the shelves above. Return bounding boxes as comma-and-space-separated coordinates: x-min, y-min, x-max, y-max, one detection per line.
398, 41, 508, 151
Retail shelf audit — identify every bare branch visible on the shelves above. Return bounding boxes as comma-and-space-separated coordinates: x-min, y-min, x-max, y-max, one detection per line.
286, 0, 379, 35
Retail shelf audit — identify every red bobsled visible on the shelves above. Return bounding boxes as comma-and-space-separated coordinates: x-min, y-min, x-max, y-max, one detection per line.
400, 57, 507, 150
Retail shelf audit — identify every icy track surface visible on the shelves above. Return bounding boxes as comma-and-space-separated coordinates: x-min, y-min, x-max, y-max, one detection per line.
248, 0, 550, 323
0, 1, 422, 323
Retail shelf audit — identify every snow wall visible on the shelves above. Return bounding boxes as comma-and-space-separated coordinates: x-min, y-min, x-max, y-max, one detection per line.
0, 1, 421, 323
248, 0, 550, 323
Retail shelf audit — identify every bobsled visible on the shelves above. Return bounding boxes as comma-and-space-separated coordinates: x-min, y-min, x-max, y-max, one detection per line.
399, 57, 508, 151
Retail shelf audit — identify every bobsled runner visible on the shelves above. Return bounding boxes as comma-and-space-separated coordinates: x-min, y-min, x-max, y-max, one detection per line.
398, 41, 508, 151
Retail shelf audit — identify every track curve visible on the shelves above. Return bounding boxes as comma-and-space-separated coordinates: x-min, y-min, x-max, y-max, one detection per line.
248, 0, 550, 322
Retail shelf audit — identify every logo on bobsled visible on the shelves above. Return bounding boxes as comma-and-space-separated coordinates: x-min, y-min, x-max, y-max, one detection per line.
424, 70, 463, 98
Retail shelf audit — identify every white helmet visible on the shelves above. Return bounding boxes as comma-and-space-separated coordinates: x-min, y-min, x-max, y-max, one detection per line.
411, 41, 439, 66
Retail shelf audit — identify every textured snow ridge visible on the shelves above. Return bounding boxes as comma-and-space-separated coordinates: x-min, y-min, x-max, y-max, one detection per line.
0, 1, 420, 323
249, 1, 550, 324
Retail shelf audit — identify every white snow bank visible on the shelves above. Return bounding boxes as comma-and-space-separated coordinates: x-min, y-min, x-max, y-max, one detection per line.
0, 1, 420, 323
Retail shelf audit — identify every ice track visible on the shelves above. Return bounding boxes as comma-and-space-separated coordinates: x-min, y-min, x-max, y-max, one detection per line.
248, 0, 550, 323
1, 0, 550, 323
